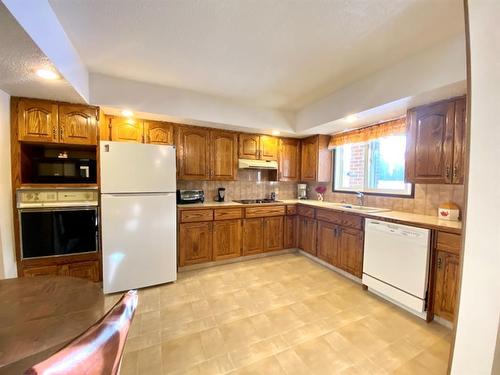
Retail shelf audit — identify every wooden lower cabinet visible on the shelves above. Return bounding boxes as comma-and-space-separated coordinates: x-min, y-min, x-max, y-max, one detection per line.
298, 216, 317, 256
213, 219, 241, 261
434, 250, 460, 321
284, 215, 297, 248
179, 222, 213, 266
22, 261, 99, 282
317, 221, 340, 265
242, 218, 264, 255
264, 216, 284, 252
338, 227, 363, 278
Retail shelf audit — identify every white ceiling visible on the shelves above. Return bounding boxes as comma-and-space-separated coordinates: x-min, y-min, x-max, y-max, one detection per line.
0, 3, 84, 103
49, 0, 464, 111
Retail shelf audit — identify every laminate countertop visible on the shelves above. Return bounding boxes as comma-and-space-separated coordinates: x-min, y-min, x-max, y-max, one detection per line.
178, 199, 462, 234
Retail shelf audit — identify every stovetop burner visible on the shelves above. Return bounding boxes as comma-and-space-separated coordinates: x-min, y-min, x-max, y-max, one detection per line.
233, 199, 282, 204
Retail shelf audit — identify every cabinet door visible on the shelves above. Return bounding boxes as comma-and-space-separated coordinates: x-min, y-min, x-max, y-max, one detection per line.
239, 134, 260, 160
452, 98, 467, 184
23, 265, 59, 277
338, 227, 363, 278
59, 104, 98, 145
179, 222, 213, 266
264, 216, 284, 252
144, 120, 174, 145
279, 138, 300, 181
213, 219, 241, 261
300, 136, 318, 181
405, 101, 455, 183
434, 251, 460, 321
110, 117, 144, 143
178, 126, 210, 180
60, 261, 100, 282
17, 99, 58, 143
210, 130, 238, 180
298, 216, 317, 256
260, 135, 279, 161
317, 221, 340, 266
284, 215, 297, 248
242, 218, 264, 255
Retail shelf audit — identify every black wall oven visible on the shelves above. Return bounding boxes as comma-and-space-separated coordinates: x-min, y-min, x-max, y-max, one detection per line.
17, 189, 99, 260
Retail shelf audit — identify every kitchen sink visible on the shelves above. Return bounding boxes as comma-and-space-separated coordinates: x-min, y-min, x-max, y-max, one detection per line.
336, 204, 390, 213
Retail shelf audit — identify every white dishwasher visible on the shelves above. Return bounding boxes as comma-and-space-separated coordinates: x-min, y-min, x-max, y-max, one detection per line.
363, 219, 430, 318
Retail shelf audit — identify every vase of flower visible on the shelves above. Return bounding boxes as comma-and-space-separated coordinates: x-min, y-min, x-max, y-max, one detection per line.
314, 185, 326, 201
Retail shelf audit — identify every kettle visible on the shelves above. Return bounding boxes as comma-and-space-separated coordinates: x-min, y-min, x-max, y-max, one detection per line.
216, 188, 226, 202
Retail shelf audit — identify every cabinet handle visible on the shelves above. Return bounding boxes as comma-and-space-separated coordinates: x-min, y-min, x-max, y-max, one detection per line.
453, 166, 458, 179
445, 166, 451, 178
60, 128, 63, 139
53, 127, 56, 140
437, 256, 442, 270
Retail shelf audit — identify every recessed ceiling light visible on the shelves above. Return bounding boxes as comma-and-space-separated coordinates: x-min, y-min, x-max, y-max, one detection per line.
344, 114, 358, 123
271, 130, 281, 136
35, 69, 60, 80
121, 109, 134, 117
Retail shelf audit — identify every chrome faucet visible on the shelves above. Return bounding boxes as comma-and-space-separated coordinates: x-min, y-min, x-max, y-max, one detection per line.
356, 191, 365, 206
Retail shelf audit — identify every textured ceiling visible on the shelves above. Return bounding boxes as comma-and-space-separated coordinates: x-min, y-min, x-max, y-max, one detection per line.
49, 0, 464, 111
0, 4, 84, 103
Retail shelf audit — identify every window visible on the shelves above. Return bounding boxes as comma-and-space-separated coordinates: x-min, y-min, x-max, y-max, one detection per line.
333, 135, 412, 196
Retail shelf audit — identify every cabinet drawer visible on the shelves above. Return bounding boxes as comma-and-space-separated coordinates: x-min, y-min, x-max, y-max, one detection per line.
180, 209, 214, 223
214, 208, 243, 220
341, 213, 363, 230
297, 205, 315, 218
316, 209, 343, 225
286, 205, 297, 215
436, 231, 462, 255
245, 205, 286, 218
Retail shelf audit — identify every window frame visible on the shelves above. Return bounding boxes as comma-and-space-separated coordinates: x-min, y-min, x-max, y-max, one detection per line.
332, 140, 414, 198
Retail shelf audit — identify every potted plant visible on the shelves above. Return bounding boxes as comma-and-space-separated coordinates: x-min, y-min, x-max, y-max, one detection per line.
315, 185, 327, 201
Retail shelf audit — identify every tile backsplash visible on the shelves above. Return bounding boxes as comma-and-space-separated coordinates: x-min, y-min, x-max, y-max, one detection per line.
307, 182, 465, 217
177, 170, 465, 217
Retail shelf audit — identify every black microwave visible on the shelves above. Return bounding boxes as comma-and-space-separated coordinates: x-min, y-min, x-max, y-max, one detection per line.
32, 157, 97, 183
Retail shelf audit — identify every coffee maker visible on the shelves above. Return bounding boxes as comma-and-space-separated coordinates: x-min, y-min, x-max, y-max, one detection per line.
216, 187, 226, 202
297, 184, 307, 200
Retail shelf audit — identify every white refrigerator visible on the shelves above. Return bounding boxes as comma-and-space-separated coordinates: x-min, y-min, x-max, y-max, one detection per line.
100, 141, 177, 294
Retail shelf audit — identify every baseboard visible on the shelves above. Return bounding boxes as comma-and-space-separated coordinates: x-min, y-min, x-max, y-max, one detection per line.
178, 248, 297, 272
297, 250, 362, 284
433, 315, 454, 329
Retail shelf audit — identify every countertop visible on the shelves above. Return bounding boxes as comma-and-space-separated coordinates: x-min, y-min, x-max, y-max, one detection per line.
178, 199, 462, 234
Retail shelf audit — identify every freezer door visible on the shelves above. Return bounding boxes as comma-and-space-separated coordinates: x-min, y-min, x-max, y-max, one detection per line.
100, 141, 176, 193
101, 193, 177, 293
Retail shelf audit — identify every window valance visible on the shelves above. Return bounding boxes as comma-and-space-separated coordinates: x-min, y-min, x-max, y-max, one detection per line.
328, 117, 406, 149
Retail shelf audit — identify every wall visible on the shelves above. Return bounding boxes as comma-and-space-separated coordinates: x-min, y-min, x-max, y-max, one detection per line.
0, 88, 16, 279
178, 170, 297, 202
451, 0, 500, 373
307, 182, 465, 217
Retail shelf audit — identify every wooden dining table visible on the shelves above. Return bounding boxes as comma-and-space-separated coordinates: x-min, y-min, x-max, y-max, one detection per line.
0, 276, 106, 374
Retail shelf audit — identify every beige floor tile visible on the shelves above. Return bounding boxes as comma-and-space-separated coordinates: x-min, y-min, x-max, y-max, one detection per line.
229, 335, 288, 369
275, 348, 311, 375
161, 333, 206, 373
230, 355, 287, 375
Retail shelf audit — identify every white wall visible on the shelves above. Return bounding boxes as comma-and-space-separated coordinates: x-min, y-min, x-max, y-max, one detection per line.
0, 88, 16, 279
296, 34, 467, 132
451, 0, 500, 373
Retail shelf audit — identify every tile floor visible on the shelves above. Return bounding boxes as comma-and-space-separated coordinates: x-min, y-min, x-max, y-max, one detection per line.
108, 253, 451, 374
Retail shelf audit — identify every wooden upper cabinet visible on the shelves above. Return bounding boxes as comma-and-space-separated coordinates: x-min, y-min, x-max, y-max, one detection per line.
434, 250, 460, 321
300, 135, 331, 182
177, 126, 210, 180
58, 104, 98, 145
279, 138, 300, 181
259, 136, 279, 161
210, 130, 238, 180
263, 216, 284, 252
239, 133, 260, 160
338, 227, 363, 278
110, 117, 144, 143
405, 99, 458, 184
179, 222, 212, 266
17, 99, 58, 143
452, 98, 467, 184
144, 120, 174, 145
213, 219, 241, 261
